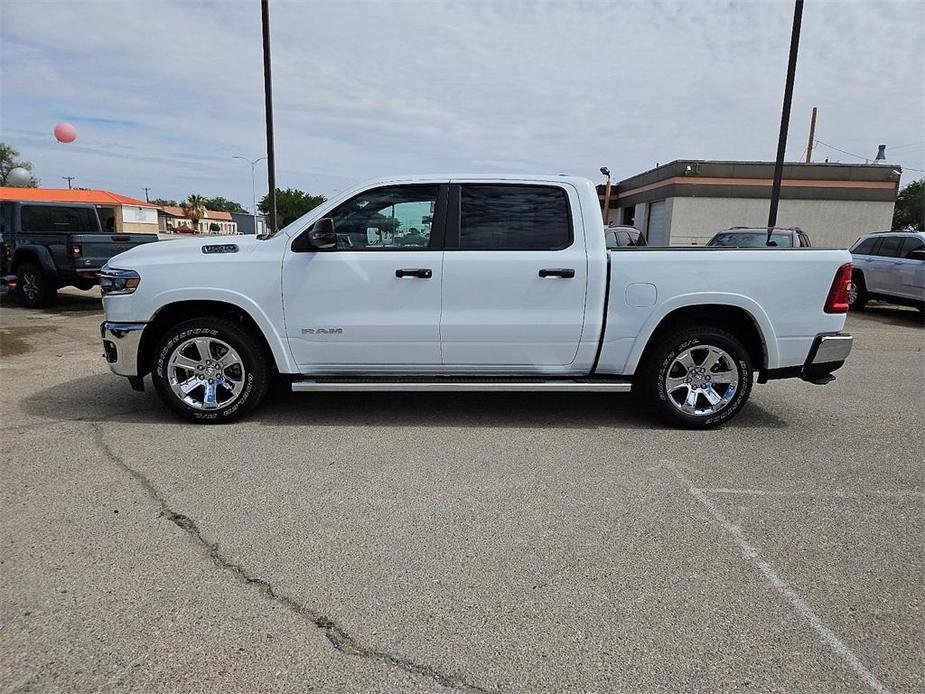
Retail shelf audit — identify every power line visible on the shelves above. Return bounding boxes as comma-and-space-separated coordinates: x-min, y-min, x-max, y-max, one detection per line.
813, 140, 925, 172
889, 141, 925, 152
814, 140, 869, 161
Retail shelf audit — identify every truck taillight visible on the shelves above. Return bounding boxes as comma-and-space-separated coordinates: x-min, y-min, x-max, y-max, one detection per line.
67, 242, 83, 259
825, 263, 853, 313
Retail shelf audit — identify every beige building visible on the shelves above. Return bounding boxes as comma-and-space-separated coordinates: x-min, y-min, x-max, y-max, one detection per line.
0, 187, 160, 234
158, 206, 238, 235
601, 161, 900, 248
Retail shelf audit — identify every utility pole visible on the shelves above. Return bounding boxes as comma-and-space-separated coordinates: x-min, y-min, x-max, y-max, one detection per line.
142, 187, 151, 202
804, 107, 817, 163
62, 176, 76, 189
233, 155, 267, 233
600, 166, 612, 225
261, 0, 278, 234
767, 0, 804, 243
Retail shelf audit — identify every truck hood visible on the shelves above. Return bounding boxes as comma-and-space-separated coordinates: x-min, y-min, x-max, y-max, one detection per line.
108, 234, 262, 270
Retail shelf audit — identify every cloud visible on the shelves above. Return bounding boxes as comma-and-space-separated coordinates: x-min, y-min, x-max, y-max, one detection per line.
1, 0, 923, 206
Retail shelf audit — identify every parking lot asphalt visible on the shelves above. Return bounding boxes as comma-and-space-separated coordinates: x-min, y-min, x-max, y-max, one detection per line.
1, 288, 922, 694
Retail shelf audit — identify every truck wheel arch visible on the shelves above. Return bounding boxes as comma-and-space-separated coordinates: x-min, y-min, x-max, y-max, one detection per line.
629, 299, 775, 375
138, 299, 289, 377
12, 245, 58, 277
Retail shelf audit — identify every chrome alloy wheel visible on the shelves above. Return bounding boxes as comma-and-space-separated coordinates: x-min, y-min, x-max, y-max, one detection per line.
664, 345, 739, 417
167, 336, 246, 410
847, 280, 859, 306
21, 272, 39, 301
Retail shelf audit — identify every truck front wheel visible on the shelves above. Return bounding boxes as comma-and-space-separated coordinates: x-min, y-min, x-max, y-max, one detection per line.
641, 327, 753, 429
151, 318, 269, 423
16, 261, 56, 308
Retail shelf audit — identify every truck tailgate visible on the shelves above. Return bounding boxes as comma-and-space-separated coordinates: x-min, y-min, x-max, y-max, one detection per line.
72, 233, 159, 271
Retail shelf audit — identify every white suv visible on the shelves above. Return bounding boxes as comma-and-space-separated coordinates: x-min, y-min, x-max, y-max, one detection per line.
848, 231, 925, 311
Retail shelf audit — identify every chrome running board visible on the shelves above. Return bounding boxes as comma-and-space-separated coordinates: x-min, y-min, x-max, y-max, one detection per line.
290, 379, 633, 393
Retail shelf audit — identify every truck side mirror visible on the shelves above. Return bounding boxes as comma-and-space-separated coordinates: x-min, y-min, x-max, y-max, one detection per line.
292, 218, 337, 252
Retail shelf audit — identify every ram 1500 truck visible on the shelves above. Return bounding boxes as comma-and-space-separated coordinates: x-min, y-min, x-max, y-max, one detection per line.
1, 200, 158, 307
99, 175, 854, 428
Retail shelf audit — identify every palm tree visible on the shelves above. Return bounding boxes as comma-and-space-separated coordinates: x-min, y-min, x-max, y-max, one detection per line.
183, 194, 207, 233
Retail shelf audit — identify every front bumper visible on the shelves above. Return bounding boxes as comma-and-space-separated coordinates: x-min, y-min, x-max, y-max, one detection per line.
759, 332, 853, 384
100, 321, 146, 377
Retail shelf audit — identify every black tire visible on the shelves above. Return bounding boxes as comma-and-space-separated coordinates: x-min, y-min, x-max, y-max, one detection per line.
640, 327, 753, 429
15, 261, 56, 308
151, 318, 269, 423
848, 272, 868, 311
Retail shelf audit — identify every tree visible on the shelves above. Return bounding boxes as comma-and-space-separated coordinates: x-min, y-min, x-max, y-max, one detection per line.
259, 188, 326, 229
203, 196, 247, 214
183, 194, 208, 233
150, 198, 179, 207
892, 179, 924, 231
0, 142, 39, 187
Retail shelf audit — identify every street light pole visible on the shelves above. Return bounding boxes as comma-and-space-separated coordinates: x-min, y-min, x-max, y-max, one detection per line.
233, 155, 267, 234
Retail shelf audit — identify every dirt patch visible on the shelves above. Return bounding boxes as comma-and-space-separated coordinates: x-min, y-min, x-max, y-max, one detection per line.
0, 325, 58, 357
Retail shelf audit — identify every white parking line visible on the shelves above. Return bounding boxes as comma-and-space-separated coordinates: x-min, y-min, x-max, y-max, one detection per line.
661, 461, 892, 694
701, 487, 924, 499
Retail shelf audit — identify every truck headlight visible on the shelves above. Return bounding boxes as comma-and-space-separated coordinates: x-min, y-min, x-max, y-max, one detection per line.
100, 265, 141, 295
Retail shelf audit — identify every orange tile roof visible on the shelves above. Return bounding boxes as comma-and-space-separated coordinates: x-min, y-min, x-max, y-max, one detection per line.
158, 206, 233, 221
0, 187, 155, 207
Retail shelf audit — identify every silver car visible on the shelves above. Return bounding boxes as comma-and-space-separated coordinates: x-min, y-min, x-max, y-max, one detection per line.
848, 231, 925, 311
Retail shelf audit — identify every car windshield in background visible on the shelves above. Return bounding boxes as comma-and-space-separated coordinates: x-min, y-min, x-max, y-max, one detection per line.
710, 232, 793, 248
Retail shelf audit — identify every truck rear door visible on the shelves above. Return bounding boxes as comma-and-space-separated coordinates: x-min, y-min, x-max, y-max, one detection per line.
439, 182, 588, 368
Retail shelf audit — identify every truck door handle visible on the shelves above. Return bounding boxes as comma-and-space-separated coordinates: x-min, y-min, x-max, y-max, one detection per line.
395, 268, 432, 279
538, 268, 575, 278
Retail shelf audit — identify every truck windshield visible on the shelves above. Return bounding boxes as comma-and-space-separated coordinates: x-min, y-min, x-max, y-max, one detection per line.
710, 232, 793, 248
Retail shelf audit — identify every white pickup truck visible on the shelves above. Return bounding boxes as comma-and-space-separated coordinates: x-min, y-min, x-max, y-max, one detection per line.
99, 175, 854, 428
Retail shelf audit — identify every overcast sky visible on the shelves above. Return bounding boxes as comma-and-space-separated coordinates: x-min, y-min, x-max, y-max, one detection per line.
2, 0, 923, 209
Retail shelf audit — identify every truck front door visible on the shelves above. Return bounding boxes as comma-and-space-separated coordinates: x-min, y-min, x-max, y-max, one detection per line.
281, 184, 446, 369
439, 182, 588, 368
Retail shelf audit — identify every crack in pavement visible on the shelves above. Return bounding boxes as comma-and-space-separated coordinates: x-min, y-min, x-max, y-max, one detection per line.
90, 423, 493, 694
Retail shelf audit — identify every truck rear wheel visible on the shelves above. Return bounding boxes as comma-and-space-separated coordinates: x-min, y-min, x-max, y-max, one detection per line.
16, 261, 56, 308
640, 327, 753, 429
151, 318, 269, 423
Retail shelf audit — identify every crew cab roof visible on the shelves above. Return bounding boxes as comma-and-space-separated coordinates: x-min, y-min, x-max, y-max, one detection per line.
356, 173, 592, 187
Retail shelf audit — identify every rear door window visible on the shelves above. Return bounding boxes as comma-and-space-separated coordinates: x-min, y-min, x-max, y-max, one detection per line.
21, 205, 95, 233
876, 236, 904, 257
458, 185, 572, 250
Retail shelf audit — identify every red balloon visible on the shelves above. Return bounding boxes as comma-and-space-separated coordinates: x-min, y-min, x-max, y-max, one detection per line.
54, 122, 77, 143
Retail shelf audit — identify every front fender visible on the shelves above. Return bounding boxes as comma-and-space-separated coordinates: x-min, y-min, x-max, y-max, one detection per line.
146, 288, 297, 374
623, 292, 779, 374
